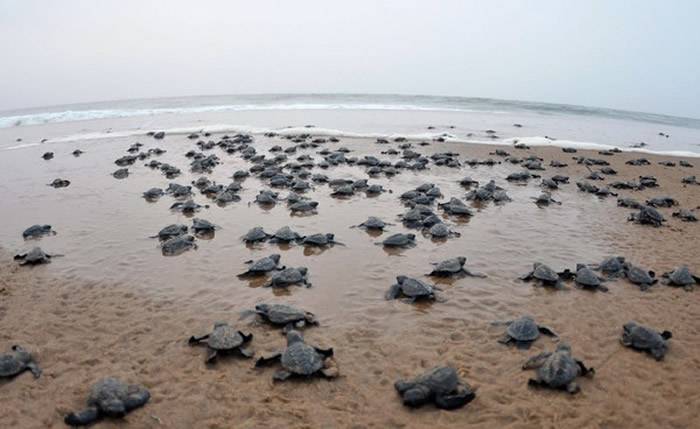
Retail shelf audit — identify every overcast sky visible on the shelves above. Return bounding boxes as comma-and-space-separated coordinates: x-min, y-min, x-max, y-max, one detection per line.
1, 0, 699, 117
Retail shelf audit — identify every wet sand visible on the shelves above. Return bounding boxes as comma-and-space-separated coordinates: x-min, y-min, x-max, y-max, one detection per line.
1, 124, 699, 428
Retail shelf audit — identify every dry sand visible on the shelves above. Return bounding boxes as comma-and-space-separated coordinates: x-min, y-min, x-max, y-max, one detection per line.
1, 130, 699, 428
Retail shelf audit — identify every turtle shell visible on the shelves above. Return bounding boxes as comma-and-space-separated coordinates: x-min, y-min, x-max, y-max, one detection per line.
192, 218, 216, 232
0, 352, 26, 377
432, 257, 466, 274
17, 247, 51, 265
666, 266, 696, 286
429, 223, 450, 238
248, 255, 281, 272
506, 316, 540, 342
303, 233, 332, 246
623, 323, 665, 350
383, 234, 415, 247
22, 225, 53, 239
397, 277, 434, 297
532, 264, 559, 282
207, 324, 246, 350
272, 226, 300, 242
599, 257, 625, 275
626, 265, 655, 284
157, 224, 188, 240
575, 267, 601, 287
537, 344, 579, 388
270, 267, 307, 286
244, 227, 269, 242
257, 304, 307, 325
361, 217, 386, 229
410, 366, 460, 395
281, 341, 324, 376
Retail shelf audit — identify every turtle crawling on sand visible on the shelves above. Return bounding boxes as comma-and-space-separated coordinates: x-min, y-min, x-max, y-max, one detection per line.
265, 267, 311, 288
14, 247, 54, 265
519, 263, 567, 288
523, 343, 594, 394
22, 224, 55, 239
496, 316, 558, 349
591, 256, 626, 278
142, 187, 164, 201
191, 218, 217, 235
151, 224, 188, 241
238, 254, 282, 277
269, 226, 302, 243
64, 378, 150, 426
672, 209, 698, 222
428, 257, 486, 278
188, 322, 254, 364
623, 263, 657, 290
394, 366, 476, 410
628, 206, 665, 227
301, 233, 343, 247
255, 330, 337, 381
386, 276, 438, 302
661, 266, 699, 291
532, 192, 561, 206
573, 264, 608, 292
621, 322, 672, 361
0, 345, 41, 379
352, 216, 392, 231
242, 227, 271, 243
379, 233, 416, 248
255, 303, 318, 332
160, 234, 197, 256
48, 178, 71, 188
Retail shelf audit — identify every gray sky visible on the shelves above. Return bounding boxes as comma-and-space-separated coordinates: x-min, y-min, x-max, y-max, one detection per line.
1, 0, 699, 117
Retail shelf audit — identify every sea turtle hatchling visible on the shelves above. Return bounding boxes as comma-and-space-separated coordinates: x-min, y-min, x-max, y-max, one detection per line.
623, 263, 657, 290
591, 256, 626, 278
63, 378, 150, 426
255, 303, 319, 332
269, 226, 302, 243
0, 345, 41, 379
496, 316, 558, 349
22, 224, 55, 239
188, 322, 254, 363
522, 343, 594, 394
351, 216, 392, 231
621, 322, 672, 361
242, 227, 271, 243
14, 247, 55, 265
661, 266, 699, 291
151, 224, 188, 241
142, 187, 164, 201
628, 206, 665, 227
378, 233, 416, 248
238, 254, 282, 277
386, 276, 438, 302
191, 218, 217, 235
573, 264, 608, 292
255, 330, 337, 381
428, 257, 486, 278
301, 233, 343, 247
425, 223, 460, 239
160, 234, 197, 256
532, 192, 561, 206
394, 366, 476, 410
265, 267, 311, 288
519, 263, 567, 288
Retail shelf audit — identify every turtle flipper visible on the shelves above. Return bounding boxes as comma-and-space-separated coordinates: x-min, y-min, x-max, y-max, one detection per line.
522, 352, 552, 370
462, 269, 487, 278
515, 340, 533, 350
435, 384, 476, 410
27, 362, 42, 378
188, 334, 209, 345
273, 370, 292, 381
124, 386, 151, 411
497, 335, 513, 345
64, 407, 100, 426
238, 347, 254, 358
385, 284, 401, 300
314, 346, 334, 357
660, 330, 673, 340
255, 352, 282, 367
205, 348, 218, 364
575, 360, 594, 377
566, 381, 581, 394
538, 326, 558, 338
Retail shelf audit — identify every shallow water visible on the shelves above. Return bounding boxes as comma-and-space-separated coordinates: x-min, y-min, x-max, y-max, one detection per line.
0, 115, 699, 428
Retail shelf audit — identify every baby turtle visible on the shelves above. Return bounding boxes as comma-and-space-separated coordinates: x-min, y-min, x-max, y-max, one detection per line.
301, 233, 342, 247
265, 267, 311, 288
112, 168, 129, 179
519, 263, 566, 288
426, 223, 460, 239
42, 152, 54, 160
255, 330, 337, 381
623, 263, 657, 290
151, 224, 188, 241
72, 149, 84, 157
661, 266, 699, 291
64, 378, 150, 426
497, 316, 557, 349
142, 187, 164, 201
523, 343, 594, 394
621, 322, 672, 361
628, 206, 665, 227
0, 345, 41, 379
161, 234, 197, 256
532, 192, 561, 206
169, 199, 203, 214
352, 216, 392, 231
238, 254, 282, 277
191, 218, 217, 235
255, 303, 318, 332
270, 226, 302, 243
289, 200, 319, 214
573, 265, 608, 292
395, 366, 476, 410
188, 322, 254, 363
242, 226, 271, 243
48, 178, 71, 188
672, 209, 698, 222
645, 196, 678, 208
428, 257, 486, 278
386, 276, 437, 302
22, 224, 55, 239
592, 256, 626, 278
14, 247, 54, 265
255, 190, 279, 205
379, 233, 416, 248
438, 198, 473, 216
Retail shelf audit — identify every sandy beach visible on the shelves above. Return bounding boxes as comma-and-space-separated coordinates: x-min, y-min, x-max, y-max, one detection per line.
1, 115, 699, 428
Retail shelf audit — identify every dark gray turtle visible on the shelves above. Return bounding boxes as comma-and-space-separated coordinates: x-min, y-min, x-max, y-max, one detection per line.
0, 345, 41, 379
161, 234, 197, 256
623, 263, 657, 290
379, 233, 416, 248
661, 266, 699, 291
265, 267, 311, 288
386, 276, 437, 302
72, 149, 84, 157
628, 206, 665, 227
532, 192, 561, 206
352, 216, 392, 230
42, 152, 54, 160
255, 303, 318, 332
142, 187, 164, 201
617, 197, 642, 209
191, 218, 217, 235
438, 198, 473, 216
270, 226, 302, 243
112, 168, 129, 179
151, 224, 188, 241
255, 190, 279, 205
519, 263, 566, 288
645, 196, 678, 208
48, 178, 71, 188
425, 223, 460, 239
365, 184, 386, 195
592, 256, 626, 278
428, 256, 486, 278
394, 366, 476, 410
621, 322, 672, 361
522, 343, 594, 394
255, 330, 337, 381
672, 209, 698, 222
64, 378, 150, 426
188, 322, 254, 363
331, 184, 354, 197
22, 224, 54, 239
574, 264, 608, 292
242, 227, 271, 243
301, 233, 342, 247
238, 254, 282, 277
289, 200, 319, 214
165, 183, 192, 198
14, 247, 54, 265
169, 199, 203, 214
497, 316, 558, 349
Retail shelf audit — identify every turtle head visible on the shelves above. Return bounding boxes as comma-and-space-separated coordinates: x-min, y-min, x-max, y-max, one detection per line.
298, 267, 308, 275
326, 233, 334, 241
270, 254, 281, 264
406, 234, 416, 240
396, 275, 408, 284
286, 330, 304, 345
255, 303, 270, 314
309, 201, 319, 208
11, 345, 32, 363
101, 400, 126, 418
457, 256, 467, 265
623, 321, 639, 333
